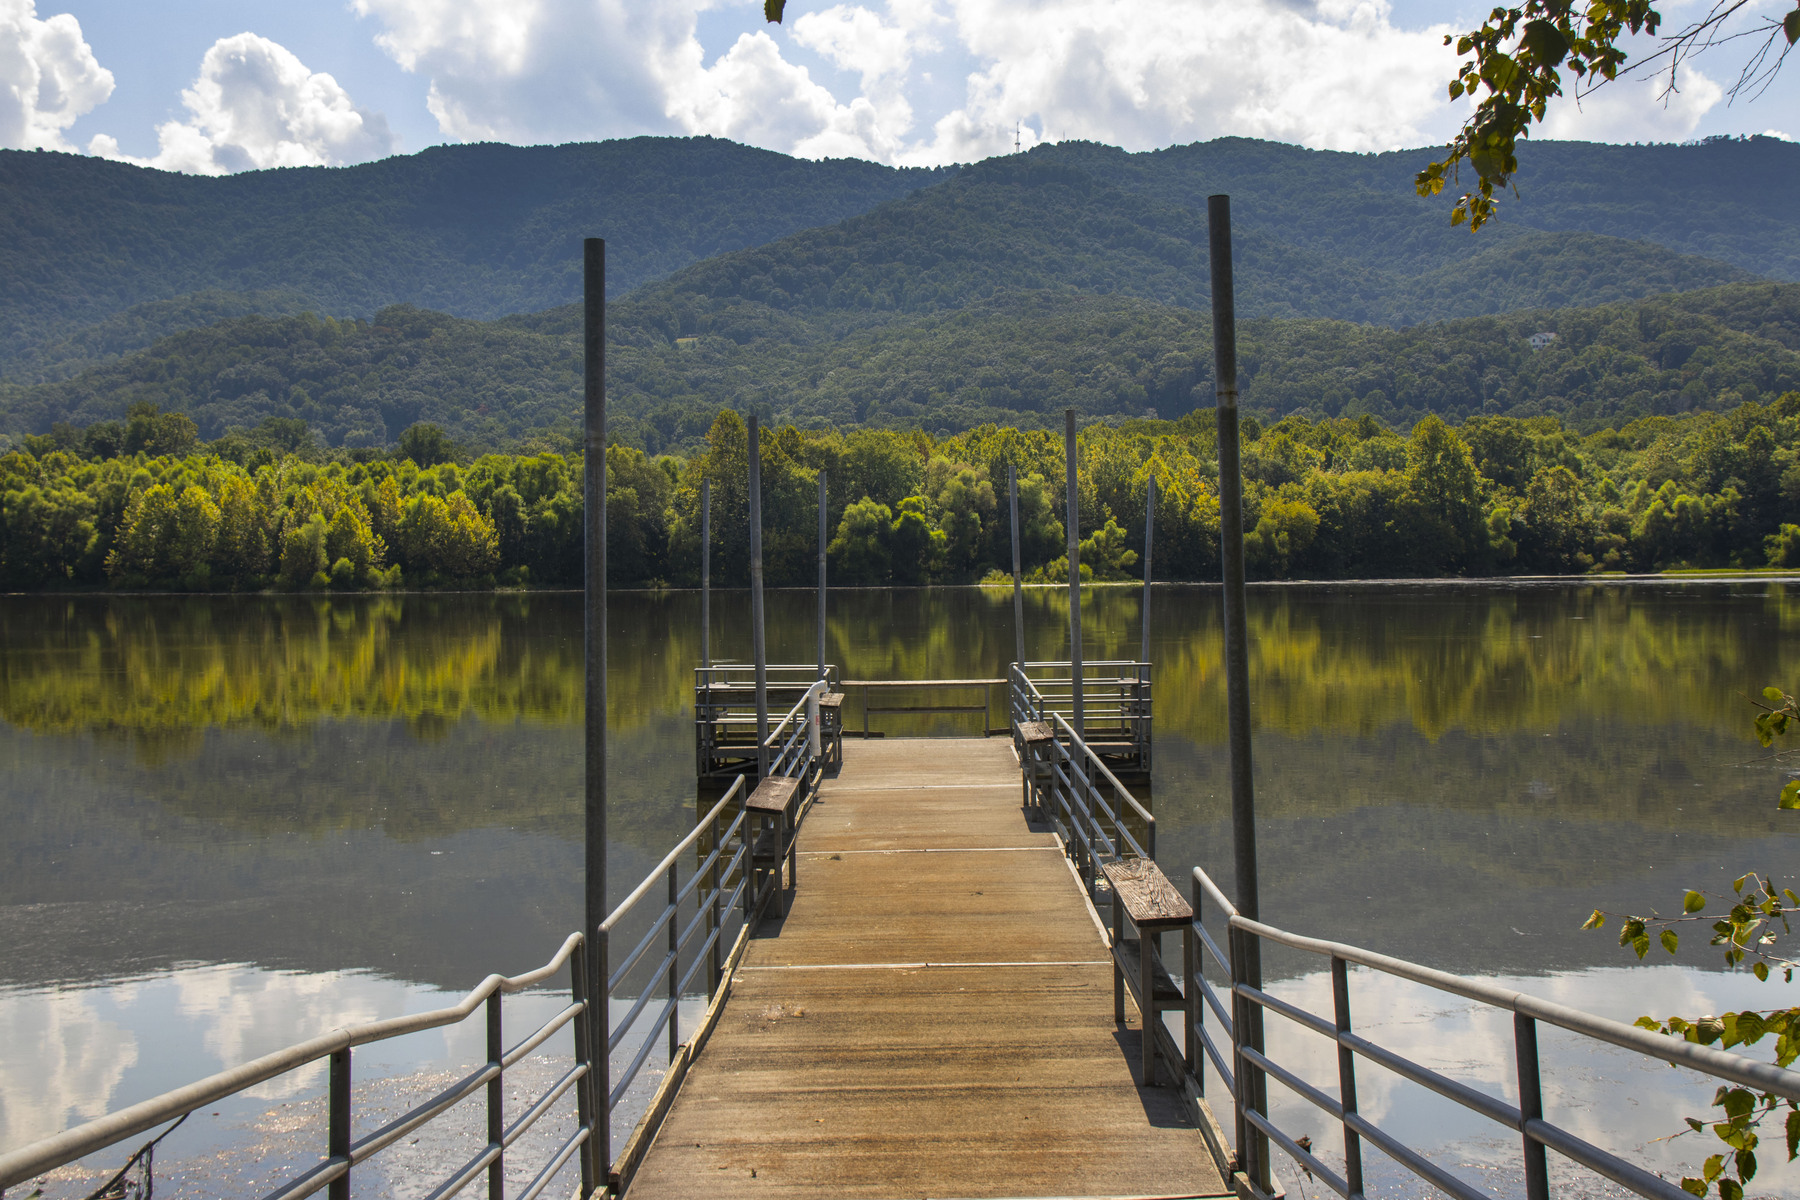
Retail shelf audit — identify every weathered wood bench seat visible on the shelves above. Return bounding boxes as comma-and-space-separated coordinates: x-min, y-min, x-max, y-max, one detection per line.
1014, 719, 1055, 744
817, 693, 846, 769
1101, 857, 1193, 1086
748, 776, 802, 916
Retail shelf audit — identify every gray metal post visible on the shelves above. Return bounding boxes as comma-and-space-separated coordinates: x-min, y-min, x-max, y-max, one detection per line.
817, 470, 828, 682
1211, 194, 1268, 1192
582, 238, 608, 1093
1064, 409, 1083, 738
1010, 465, 1025, 670
1141, 473, 1156, 669
749, 412, 769, 776
700, 478, 711, 670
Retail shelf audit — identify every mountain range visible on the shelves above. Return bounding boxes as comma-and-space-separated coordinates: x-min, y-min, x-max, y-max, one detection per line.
2, 133, 1798, 447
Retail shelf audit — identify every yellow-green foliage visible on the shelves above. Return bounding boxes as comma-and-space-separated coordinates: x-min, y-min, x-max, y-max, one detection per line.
7, 394, 1800, 591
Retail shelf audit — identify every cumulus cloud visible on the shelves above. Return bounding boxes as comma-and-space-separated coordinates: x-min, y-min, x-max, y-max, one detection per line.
914, 0, 1458, 164
0, 0, 113, 151
1537, 67, 1724, 143
90, 33, 395, 174
352, 0, 1458, 165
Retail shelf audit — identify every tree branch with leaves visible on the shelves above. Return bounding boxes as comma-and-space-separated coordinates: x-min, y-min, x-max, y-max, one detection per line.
1418, 1, 1800, 229
1581, 687, 1800, 1198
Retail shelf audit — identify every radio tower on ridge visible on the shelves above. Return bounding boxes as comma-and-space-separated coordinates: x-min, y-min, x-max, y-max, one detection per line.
1014, 121, 1021, 154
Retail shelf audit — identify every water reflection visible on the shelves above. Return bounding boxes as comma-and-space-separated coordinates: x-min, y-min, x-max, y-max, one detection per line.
4, 584, 1800, 1188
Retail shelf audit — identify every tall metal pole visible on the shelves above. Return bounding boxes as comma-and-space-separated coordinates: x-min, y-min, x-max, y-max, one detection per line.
581, 238, 607, 1158
749, 412, 769, 776
700, 478, 711, 670
1141, 473, 1156, 669
1211, 193, 1268, 1193
1065, 409, 1083, 738
817, 470, 828, 682
1009, 464, 1025, 670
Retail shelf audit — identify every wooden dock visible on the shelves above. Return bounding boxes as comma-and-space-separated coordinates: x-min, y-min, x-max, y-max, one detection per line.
626, 738, 1229, 1199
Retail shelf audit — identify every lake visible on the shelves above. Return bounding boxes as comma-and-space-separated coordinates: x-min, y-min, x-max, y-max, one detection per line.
3, 583, 1799, 1197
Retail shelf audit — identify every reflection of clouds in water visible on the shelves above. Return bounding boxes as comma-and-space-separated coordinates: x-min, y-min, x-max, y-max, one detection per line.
0, 985, 138, 1149
170, 965, 420, 1100
2, 965, 523, 1153
1242, 966, 1800, 1193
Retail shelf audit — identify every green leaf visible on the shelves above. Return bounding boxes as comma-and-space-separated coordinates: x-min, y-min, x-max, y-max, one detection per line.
1785, 1109, 1799, 1159
1583, 909, 1607, 930
762, 0, 786, 22
1690, 1116, 1708, 1132
1756, 961, 1771, 982
1688, 890, 1710, 913
1520, 18, 1571, 66
1682, 1178, 1708, 1197
1765, 687, 1784, 702
1705, 1153, 1727, 1182
1785, 9, 1800, 46
1664, 928, 1681, 955
1720, 1176, 1744, 1200
1737, 875, 1751, 894
1780, 780, 1800, 810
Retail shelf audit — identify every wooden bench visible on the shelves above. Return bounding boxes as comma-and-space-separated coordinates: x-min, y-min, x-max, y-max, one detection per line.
1014, 719, 1056, 811
747, 776, 802, 917
1101, 857, 1193, 1086
817, 693, 846, 770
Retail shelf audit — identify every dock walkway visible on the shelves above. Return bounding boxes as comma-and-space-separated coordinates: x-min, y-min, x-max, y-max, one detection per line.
628, 738, 1228, 1199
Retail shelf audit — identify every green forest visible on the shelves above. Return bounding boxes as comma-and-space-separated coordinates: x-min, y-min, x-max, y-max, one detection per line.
4, 282, 1793, 454
8, 396, 1800, 592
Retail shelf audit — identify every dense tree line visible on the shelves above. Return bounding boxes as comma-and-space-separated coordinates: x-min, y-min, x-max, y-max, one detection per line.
4, 283, 1794, 458
8, 397, 1800, 591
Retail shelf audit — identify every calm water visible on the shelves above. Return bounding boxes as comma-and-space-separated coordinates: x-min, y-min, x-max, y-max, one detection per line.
4, 584, 1800, 1195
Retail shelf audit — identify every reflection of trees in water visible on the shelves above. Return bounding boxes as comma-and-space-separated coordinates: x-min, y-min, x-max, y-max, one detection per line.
0, 594, 700, 756
3, 582, 1798, 766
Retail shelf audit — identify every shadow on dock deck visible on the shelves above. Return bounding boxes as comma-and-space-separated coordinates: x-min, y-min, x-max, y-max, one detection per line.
626, 739, 1229, 1199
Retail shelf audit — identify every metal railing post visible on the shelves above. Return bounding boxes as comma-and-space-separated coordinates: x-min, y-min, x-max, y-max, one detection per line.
328, 1048, 351, 1200
598, 927, 612, 1182
1516, 1013, 1550, 1200
571, 939, 598, 1198
487, 992, 505, 1200
1331, 956, 1364, 1198
808, 685, 821, 763
709, 810, 723, 999
667, 863, 681, 1061
1187, 875, 1200, 1090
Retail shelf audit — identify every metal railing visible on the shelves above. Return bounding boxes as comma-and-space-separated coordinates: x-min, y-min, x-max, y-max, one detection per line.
840, 678, 1006, 738
765, 679, 826, 779
1010, 665, 1156, 893
694, 663, 838, 777
0, 936, 599, 1200
1013, 660, 1152, 773
6, 697, 830, 1200
1183, 864, 1800, 1200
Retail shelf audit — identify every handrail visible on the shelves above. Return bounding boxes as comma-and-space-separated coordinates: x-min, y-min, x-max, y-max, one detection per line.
1232, 913, 1800, 1101
0, 934, 591, 1193
602, 778, 745, 936
1181, 861, 1800, 1200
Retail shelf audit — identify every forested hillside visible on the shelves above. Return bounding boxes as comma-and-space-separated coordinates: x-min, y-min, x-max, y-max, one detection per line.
4, 283, 1793, 452
0, 139, 952, 380
4, 135, 1795, 391
7, 398, 1800, 592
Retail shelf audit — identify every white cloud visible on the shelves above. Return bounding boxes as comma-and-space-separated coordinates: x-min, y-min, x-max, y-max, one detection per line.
89, 33, 395, 174
0, 0, 113, 151
350, 0, 1458, 166
912, 0, 1459, 164
1538, 68, 1724, 143
353, 0, 684, 143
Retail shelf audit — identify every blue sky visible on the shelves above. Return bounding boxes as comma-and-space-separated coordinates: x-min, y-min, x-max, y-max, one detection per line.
4, 0, 1794, 174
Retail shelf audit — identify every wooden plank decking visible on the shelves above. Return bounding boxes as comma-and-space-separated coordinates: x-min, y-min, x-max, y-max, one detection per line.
627, 738, 1229, 1199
